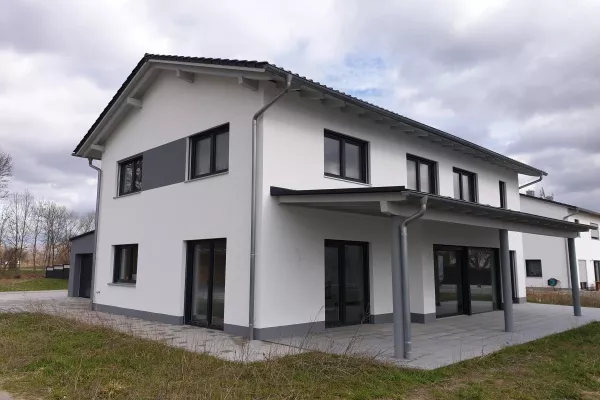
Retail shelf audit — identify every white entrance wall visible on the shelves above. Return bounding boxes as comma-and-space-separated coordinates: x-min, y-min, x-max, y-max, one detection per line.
256, 86, 525, 329
94, 71, 263, 326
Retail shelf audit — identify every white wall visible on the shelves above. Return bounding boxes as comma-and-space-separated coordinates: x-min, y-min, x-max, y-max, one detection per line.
255, 86, 524, 328
95, 71, 263, 326
521, 195, 600, 288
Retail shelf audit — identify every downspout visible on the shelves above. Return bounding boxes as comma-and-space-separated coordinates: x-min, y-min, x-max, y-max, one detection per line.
563, 208, 580, 288
88, 158, 102, 310
519, 175, 543, 190
249, 74, 293, 340
393, 195, 428, 359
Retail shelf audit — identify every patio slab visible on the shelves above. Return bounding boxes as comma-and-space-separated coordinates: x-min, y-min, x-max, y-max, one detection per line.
268, 302, 600, 369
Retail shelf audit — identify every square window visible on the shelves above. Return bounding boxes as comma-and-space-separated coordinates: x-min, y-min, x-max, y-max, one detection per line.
525, 259, 542, 278
113, 244, 138, 284
118, 156, 143, 196
406, 154, 437, 194
591, 223, 599, 240
190, 124, 230, 179
453, 168, 477, 202
324, 130, 368, 183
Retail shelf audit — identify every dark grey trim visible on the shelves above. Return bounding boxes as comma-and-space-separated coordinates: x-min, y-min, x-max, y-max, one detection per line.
93, 303, 184, 325
515, 297, 527, 304
254, 321, 326, 340
371, 313, 437, 324
142, 138, 186, 191
224, 323, 249, 338
69, 230, 95, 241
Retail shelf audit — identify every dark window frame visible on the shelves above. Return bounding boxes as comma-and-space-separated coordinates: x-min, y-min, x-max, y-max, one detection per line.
189, 123, 230, 180
575, 219, 580, 238
324, 130, 368, 183
591, 223, 599, 240
113, 244, 138, 284
453, 167, 478, 202
525, 259, 543, 278
499, 181, 507, 209
406, 154, 438, 194
118, 155, 143, 196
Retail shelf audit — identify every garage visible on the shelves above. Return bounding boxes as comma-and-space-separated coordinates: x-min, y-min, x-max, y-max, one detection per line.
68, 231, 95, 299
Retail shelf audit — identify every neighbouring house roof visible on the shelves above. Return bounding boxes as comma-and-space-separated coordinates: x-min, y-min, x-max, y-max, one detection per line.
69, 230, 95, 241
520, 193, 600, 219
271, 186, 590, 237
73, 54, 547, 177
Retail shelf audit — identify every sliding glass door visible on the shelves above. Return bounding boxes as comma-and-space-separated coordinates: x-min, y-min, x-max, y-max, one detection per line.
434, 247, 464, 317
185, 239, 226, 329
325, 240, 369, 327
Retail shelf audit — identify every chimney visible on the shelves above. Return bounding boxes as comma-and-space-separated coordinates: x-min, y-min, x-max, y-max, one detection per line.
526, 190, 535, 196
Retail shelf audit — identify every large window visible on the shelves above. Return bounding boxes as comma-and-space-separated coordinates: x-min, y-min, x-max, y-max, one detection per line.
591, 223, 599, 240
190, 123, 229, 179
499, 181, 507, 209
113, 244, 138, 284
525, 259, 543, 278
118, 156, 143, 196
406, 154, 437, 193
453, 168, 477, 202
324, 130, 368, 183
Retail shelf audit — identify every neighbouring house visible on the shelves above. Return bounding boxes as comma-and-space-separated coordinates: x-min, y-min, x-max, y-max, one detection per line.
521, 194, 600, 290
70, 54, 589, 357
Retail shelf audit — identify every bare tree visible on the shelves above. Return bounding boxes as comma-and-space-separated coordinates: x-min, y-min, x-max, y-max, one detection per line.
0, 149, 12, 199
78, 211, 95, 234
29, 200, 45, 272
5, 191, 34, 269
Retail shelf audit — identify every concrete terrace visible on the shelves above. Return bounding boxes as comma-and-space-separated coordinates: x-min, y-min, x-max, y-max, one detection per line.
1, 291, 599, 369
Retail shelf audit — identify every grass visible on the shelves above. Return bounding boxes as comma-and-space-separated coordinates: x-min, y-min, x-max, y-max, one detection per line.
1, 313, 600, 399
0, 278, 68, 292
527, 287, 600, 308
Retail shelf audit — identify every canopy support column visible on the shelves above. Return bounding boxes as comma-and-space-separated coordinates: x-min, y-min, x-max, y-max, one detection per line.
567, 237, 582, 316
499, 229, 514, 332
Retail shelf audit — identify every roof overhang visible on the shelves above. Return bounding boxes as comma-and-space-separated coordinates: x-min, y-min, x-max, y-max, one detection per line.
73, 54, 547, 177
271, 186, 590, 239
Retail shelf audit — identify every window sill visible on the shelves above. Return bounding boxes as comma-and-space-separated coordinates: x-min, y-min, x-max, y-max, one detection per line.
113, 191, 141, 199
324, 175, 371, 186
185, 171, 228, 183
108, 282, 136, 287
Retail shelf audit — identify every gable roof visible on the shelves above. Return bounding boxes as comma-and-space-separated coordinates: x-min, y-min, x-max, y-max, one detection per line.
73, 53, 547, 177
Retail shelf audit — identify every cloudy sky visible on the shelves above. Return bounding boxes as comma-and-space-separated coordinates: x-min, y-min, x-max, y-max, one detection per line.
1, 0, 599, 212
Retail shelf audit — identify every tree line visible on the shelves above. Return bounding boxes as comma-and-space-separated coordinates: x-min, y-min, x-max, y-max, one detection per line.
0, 148, 95, 271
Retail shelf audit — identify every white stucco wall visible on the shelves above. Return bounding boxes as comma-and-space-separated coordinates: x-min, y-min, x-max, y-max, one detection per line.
255, 86, 525, 329
521, 195, 600, 289
94, 71, 263, 326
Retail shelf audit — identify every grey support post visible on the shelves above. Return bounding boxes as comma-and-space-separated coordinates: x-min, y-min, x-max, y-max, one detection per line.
390, 217, 404, 359
567, 237, 582, 316
499, 229, 514, 332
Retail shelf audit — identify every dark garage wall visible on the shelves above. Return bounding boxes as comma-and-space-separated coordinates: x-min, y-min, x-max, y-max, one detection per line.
69, 231, 95, 297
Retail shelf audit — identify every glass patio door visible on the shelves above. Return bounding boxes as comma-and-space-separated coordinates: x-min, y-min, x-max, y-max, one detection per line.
186, 239, 226, 329
325, 240, 369, 327
434, 247, 464, 317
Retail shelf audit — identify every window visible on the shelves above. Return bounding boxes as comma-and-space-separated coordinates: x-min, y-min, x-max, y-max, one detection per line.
575, 219, 580, 237
453, 168, 477, 202
499, 181, 507, 209
324, 130, 368, 183
190, 124, 229, 179
118, 156, 143, 196
113, 244, 138, 284
525, 259, 542, 277
406, 155, 437, 193
591, 223, 599, 240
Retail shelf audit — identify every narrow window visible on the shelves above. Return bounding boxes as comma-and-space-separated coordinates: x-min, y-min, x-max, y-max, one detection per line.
499, 181, 507, 209
324, 130, 367, 183
406, 154, 437, 193
575, 219, 580, 238
453, 168, 477, 202
118, 156, 143, 196
525, 259, 542, 277
190, 123, 230, 179
113, 244, 138, 284
591, 223, 599, 240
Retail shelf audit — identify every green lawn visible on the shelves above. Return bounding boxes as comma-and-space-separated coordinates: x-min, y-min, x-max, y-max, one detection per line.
0, 278, 68, 292
0, 313, 600, 399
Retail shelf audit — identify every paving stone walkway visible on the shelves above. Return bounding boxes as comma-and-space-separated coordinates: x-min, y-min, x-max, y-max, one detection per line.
1, 291, 599, 369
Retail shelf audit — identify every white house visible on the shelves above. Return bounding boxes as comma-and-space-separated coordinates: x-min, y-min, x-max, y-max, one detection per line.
70, 54, 588, 358
521, 193, 600, 290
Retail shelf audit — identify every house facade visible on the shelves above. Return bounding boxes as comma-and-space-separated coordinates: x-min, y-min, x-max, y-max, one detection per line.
71, 55, 588, 345
521, 194, 600, 289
